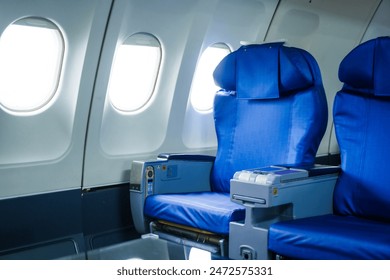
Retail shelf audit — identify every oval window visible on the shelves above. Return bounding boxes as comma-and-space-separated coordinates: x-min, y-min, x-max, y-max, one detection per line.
0, 17, 64, 113
108, 33, 162, 112
190, 43, 231, 112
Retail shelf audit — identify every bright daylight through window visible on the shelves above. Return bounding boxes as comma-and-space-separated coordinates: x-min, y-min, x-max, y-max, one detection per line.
108, 33, 161, 112
0, 17, 64, 113
190, 43, 231, 112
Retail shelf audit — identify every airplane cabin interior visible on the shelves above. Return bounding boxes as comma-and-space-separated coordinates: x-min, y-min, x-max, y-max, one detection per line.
0, 0, 390, 261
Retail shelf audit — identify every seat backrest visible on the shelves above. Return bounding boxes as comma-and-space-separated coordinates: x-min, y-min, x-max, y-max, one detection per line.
211, 42, 328, 193
333, 36, 390, 222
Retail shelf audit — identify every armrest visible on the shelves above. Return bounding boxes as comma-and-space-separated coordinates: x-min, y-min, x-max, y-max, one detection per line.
229, 165, 340, 260
306, 164, 341, 177
157, 153, 215, 162
130, 153, 215, 195
276, 163, 341, 177
230, 165, 340, 218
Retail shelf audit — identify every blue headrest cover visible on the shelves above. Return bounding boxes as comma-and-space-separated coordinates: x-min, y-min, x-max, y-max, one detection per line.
339, 36, 390, 96
213, 42, 314, 99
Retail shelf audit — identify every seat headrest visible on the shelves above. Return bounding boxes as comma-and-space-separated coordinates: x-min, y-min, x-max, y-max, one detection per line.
213, 42, 314, 99
339, 36, 390, 96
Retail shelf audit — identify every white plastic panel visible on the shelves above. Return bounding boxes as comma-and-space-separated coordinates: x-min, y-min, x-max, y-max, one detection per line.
83, 0, 280, 187
363, 0, 390, 42
0, 0, 112, 198
182, 0, 279, 150
265, 0, 381, 156
84, 0, 196, 187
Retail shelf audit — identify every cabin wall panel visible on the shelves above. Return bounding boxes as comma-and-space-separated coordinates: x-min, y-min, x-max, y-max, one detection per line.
363, 0, 390, 41
84, 0, 198, 187
0, 0, 113, 198
83, 0, 280, 188
265, 0, 382, 156
0, 189, 84, 257
1, 0, 388, 196
181, 0, 279, 150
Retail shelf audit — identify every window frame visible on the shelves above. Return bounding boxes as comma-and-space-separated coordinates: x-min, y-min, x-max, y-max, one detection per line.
189, 42, 232, 113
0, 17, 65, 114
107, 32, 162, 114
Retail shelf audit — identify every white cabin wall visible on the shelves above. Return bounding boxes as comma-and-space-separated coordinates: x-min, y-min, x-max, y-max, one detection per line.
181, 0, 279, 150
1, 0, 389, 196
0, 0, 113, 198
84, 0, 200, 187
83, 0, 280, 188
363, 0, 390, 42
265, 0, 382, 157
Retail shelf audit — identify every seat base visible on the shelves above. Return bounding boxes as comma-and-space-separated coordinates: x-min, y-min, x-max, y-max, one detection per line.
150, 221, 227, 256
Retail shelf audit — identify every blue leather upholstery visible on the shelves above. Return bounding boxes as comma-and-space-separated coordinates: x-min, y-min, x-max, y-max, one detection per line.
268, 36, 390, 259
144, 42, 328, 235
145, 192, 243, 235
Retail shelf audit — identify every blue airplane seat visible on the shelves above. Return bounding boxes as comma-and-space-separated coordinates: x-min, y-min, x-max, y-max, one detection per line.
268, 36, 390, 259
143, 42, 328, 248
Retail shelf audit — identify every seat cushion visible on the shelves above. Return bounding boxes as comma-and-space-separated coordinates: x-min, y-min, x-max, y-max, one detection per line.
144, 192, 245, 235
268, 214, 390, 259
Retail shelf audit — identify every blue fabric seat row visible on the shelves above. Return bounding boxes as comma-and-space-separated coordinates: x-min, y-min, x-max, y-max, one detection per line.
139, 37, 390, 259
268, 36, 390, 259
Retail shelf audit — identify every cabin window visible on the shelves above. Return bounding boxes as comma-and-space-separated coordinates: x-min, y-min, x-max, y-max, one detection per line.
108, 33, 162, 112
190, 43, 231, 112
0, 17, 64, 113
